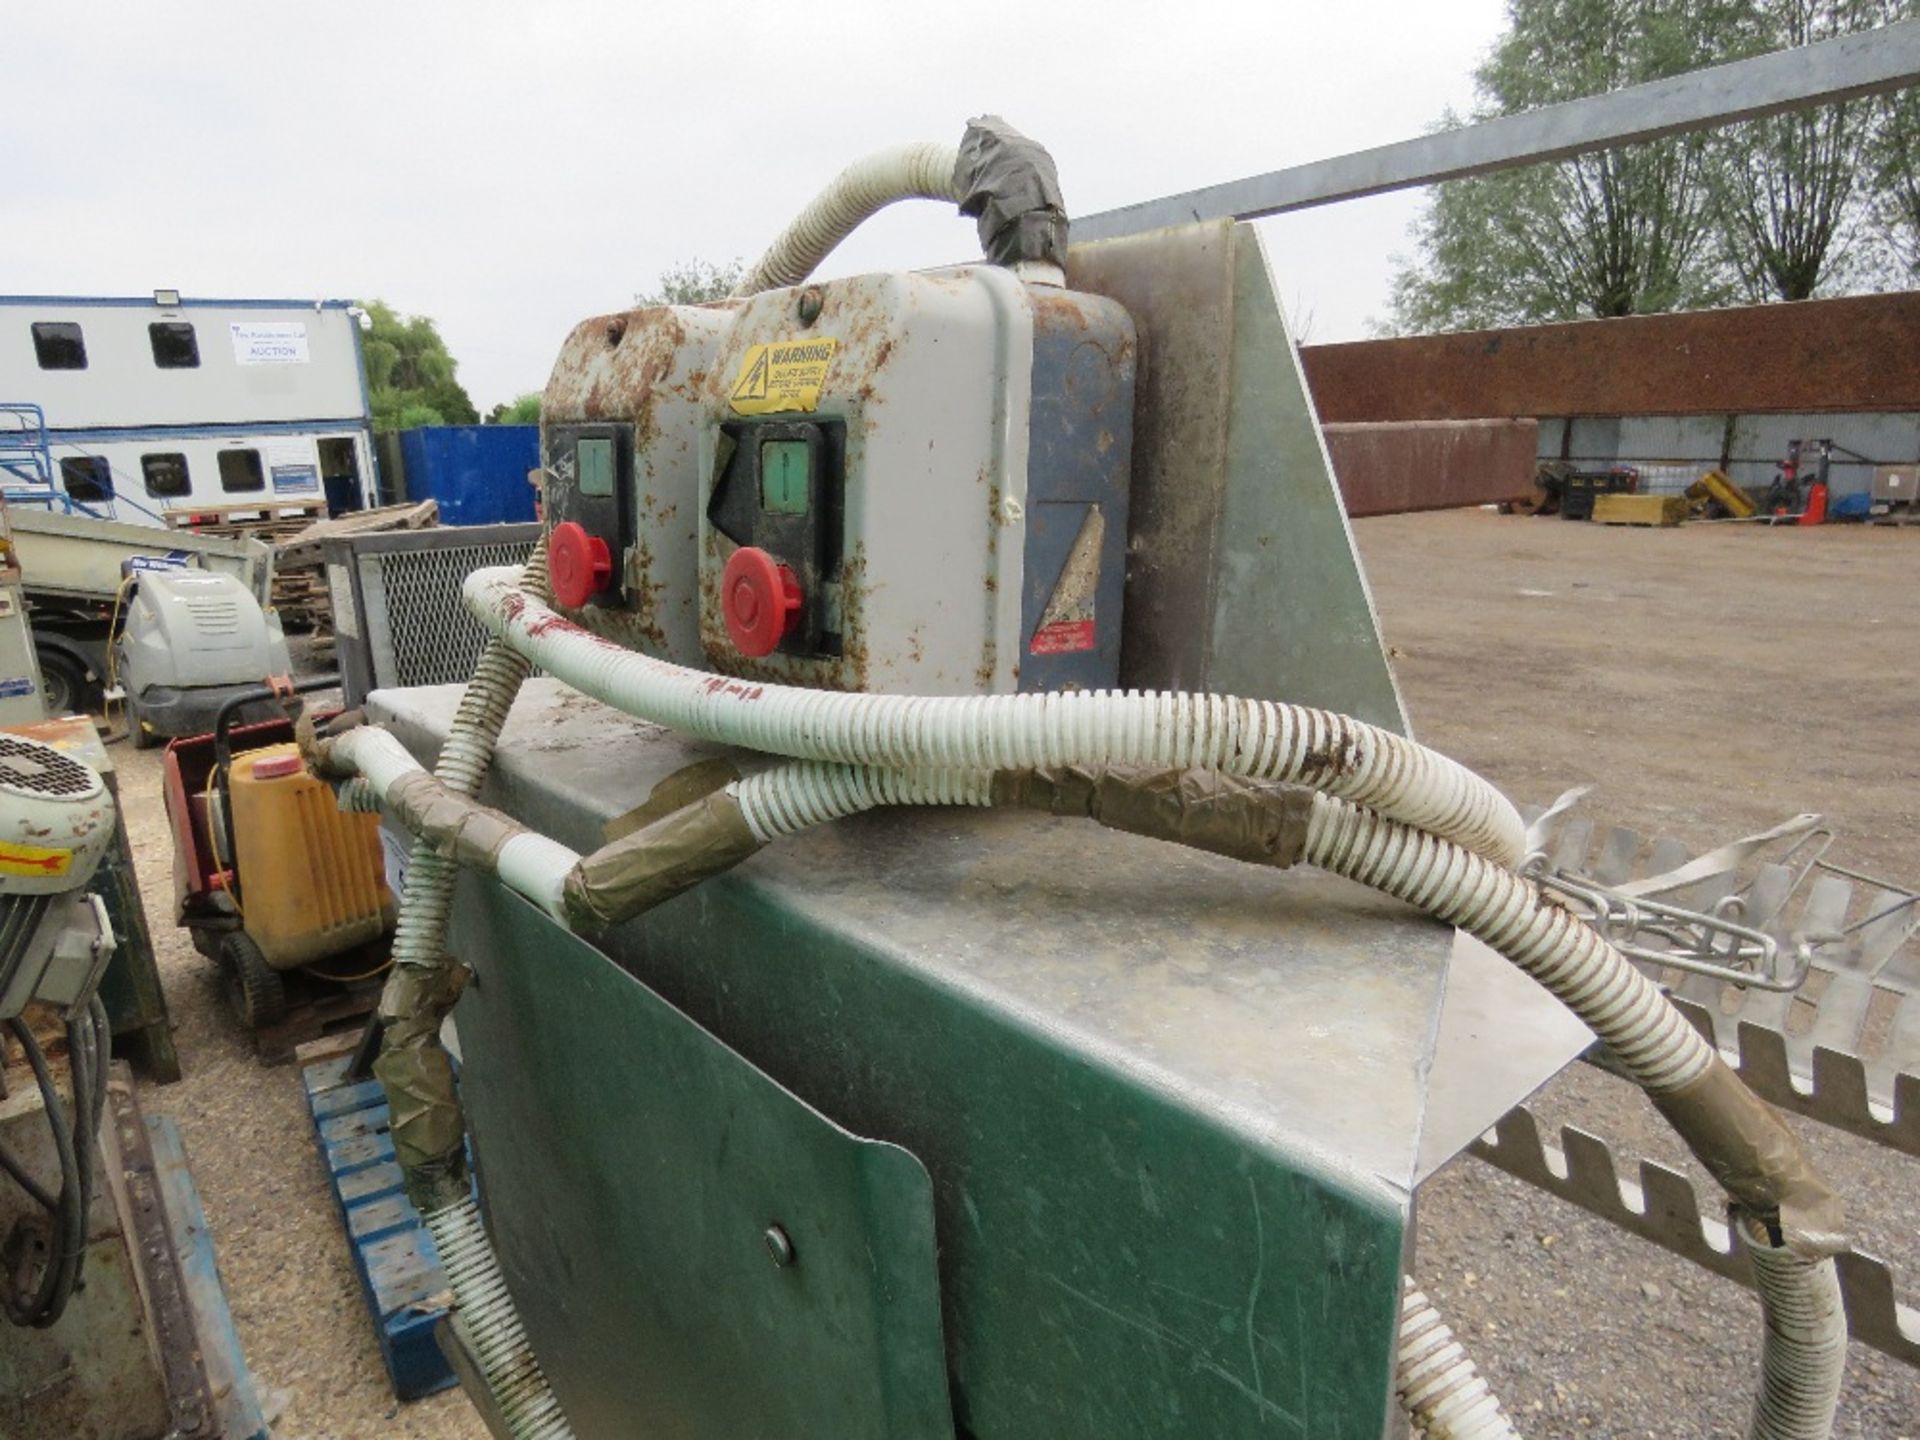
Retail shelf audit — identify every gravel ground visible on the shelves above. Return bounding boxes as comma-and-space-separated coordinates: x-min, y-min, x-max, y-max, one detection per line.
1361, 510, 1919, 1439
110, 510, 1915, 1437
116, 675, 487, 1440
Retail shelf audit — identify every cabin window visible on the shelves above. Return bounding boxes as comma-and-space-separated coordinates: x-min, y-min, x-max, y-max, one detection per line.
141, 452, 192, 499
217, 448, 265, 493
59, 456, 113, 503
149, 321, 200, 369
31, 322, 87, 371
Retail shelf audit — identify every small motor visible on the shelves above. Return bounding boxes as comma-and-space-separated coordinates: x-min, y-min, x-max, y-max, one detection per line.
0, 734, 114, 1021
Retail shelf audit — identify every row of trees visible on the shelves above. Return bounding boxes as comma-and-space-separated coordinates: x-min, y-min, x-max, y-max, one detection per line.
1387, 0, 1920, 333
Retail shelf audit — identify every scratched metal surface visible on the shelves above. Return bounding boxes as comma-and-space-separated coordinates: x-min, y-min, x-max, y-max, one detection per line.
373, 679, 1581, 1436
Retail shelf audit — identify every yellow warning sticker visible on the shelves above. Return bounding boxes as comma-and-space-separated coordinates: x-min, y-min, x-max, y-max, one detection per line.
728, 337, 838, 416
0, 841, 71, 879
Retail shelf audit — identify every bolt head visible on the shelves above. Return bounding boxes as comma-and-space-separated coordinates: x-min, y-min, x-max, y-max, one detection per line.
763, 1223, 795, 1267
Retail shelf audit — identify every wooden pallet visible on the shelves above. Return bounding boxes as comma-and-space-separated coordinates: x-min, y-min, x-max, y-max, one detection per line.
276, 499, 440, 570
251, 980, 384, 1066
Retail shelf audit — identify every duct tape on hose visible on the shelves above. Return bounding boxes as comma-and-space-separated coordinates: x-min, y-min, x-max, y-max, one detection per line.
954, 115, 1070, 269
374, 961, 472, 1211
992, 766, 1314, 868
562, 788, 763, 932
385, 771, 528, 869
1650, 1057, 1848, 1258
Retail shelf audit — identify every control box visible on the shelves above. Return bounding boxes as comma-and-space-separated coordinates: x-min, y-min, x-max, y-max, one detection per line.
540, 267, 1135, 694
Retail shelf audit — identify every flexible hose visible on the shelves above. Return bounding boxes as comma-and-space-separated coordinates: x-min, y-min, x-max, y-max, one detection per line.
463, 568, 1526, 868
730, 762, 994, 841
378, 540, 575, 1438
733, 142, 962, 297
428, 1198, 572, 1439
1397, 1278, 1520, 1439
1301, 792, 1713, 1092
1743, 1217, 1846, 1440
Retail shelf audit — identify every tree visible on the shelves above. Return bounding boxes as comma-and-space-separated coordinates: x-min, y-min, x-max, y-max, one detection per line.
488, 392, 543, 425
1870, 4, 1920, 274
1389, 0, 1746, 332
359, 299, 479, 430
1707, 0, 1893, 301
635, 258, 744, 307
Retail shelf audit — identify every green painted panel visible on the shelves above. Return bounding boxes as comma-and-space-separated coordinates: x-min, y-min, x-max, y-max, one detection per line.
450, 857, 1407, 1438
451, 882, 954, 1440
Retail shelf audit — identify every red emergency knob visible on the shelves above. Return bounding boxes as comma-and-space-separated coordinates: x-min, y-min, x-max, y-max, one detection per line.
722, 546, 803, 658
549, 521, 613, 609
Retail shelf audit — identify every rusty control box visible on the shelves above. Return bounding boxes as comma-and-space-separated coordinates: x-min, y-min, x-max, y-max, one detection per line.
540, 267, 1136, 694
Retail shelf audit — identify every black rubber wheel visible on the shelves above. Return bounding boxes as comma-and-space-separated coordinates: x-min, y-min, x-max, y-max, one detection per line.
220, 931, 287, 1029
35, 648, 88, 718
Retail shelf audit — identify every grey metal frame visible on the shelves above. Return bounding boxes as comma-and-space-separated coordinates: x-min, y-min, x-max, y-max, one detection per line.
1075, 20, 1920, 241
324, 524, 540, 707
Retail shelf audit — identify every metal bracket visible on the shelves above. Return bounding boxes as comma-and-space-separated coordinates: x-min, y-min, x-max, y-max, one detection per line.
1472, 805, 1920, 1369
1471, 1105, 1920, 1368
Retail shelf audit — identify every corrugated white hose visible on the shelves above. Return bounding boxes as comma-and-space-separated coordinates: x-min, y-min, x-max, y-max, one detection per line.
729, 762, 994, 841
384, 545, 575, 1440
1303, 794, 1845, 1438
733, 142, 962, 297
463, 568, 1527, 867
1744, 1217, 1847, 1440
1302, 791, 1712, 1090
1397, 1279, 1520, 1439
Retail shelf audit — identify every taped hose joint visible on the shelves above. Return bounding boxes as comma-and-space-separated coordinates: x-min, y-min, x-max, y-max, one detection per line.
561, 787, 763, 932
991, 765, 1313, 869
954, 115, 1070, 270
374, 958, 472, 1213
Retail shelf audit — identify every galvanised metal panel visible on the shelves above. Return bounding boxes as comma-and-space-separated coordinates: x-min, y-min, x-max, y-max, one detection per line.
376, 678, 1590, 1440
1615, 415, 1726, 464
1728, 412, 1920, 498
1068, 222, 1409, 736
1563, 416, 1622, 464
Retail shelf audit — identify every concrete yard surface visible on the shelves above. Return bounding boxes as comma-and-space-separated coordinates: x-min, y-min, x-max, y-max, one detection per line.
111, 508, 1916, 1437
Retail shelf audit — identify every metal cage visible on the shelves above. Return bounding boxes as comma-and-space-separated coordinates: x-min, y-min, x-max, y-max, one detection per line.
323, 524, 540, 708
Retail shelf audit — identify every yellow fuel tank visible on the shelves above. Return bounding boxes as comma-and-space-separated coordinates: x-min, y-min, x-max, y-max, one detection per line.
230, 743, 395, 970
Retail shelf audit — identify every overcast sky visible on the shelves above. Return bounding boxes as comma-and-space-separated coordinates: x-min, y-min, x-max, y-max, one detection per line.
8, 1, 1506, 410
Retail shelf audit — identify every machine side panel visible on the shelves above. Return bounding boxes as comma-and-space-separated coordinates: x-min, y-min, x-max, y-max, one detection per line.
449, 870, 1405, 1440
451, 881, 954, 1440
1018, 290, 1135, 691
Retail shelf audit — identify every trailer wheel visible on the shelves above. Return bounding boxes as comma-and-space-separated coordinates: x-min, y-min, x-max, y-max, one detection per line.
35, 647, 88, 718
220, 931, 286, 1030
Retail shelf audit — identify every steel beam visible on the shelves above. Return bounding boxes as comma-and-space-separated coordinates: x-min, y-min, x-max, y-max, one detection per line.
1075, 21, 1920, 241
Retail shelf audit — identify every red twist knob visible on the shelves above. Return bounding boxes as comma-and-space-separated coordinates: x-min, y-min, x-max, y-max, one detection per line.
722, 546, 803, 658
549, 521, 613, 609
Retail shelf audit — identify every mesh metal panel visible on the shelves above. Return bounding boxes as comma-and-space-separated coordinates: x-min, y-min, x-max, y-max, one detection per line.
366, 536, 536, 691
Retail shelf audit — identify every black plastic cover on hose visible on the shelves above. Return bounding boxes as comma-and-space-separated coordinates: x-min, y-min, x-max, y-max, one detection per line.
954, 115, 1070, 269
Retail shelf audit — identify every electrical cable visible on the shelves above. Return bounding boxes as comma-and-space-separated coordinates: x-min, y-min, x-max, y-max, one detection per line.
0, 1017, 84, 1328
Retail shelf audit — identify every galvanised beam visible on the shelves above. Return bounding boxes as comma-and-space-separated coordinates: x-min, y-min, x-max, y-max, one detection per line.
1074, 21, 1920, 242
